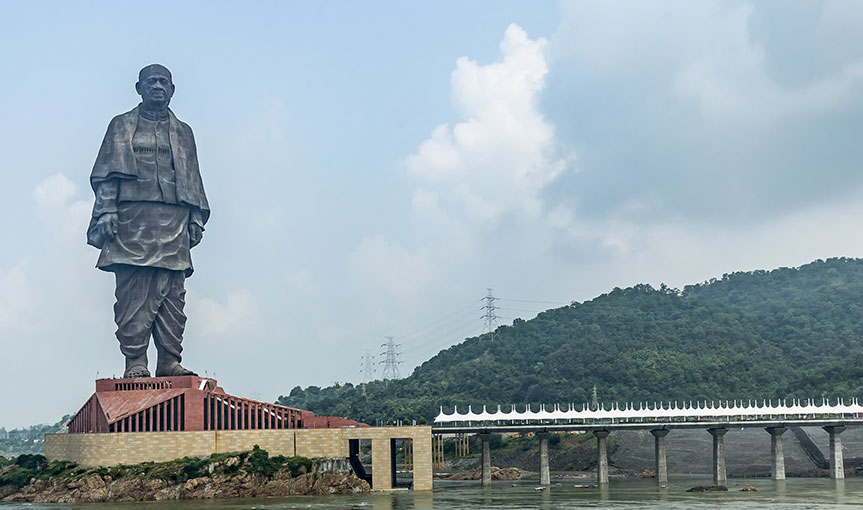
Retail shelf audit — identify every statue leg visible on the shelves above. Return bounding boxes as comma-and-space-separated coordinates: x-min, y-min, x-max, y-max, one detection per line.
114, 265, 162, 378
153, 269, 196, 377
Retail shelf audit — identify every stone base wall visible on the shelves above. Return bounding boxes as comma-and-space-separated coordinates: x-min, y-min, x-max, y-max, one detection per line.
45, 426, 432, 491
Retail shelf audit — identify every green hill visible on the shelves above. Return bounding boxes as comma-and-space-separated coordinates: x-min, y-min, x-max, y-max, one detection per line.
278, 257, 863, 424
0, 417, 69, 457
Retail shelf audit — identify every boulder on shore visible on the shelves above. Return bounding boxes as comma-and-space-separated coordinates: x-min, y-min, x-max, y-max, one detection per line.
438, 466, 521, 481
686, 485, 729, 493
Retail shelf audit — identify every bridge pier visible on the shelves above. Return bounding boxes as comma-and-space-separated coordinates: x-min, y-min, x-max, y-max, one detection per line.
537, 432, 551, 485
650, 429, 669, 486
765, 427, 787, 480
478, 433, 493, 487
707, 428, 728, 485
593, 430, 610, 485
823, 426, 846, 479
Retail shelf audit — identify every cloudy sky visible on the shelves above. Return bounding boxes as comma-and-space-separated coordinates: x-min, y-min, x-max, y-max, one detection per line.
2, 0, 863, 428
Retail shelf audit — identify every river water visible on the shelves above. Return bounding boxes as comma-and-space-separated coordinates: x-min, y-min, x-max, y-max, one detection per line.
2, 476, 862, 509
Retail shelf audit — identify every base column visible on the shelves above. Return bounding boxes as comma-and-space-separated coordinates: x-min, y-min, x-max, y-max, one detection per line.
479, 433, 492, 487
594, 430, 610, 485
823, 426, 846, 479
765, 427, 787, 480
371, 438, 393, 490
707, 428, 728, 486
537, 432, 551, 485
650, 429, 669, 486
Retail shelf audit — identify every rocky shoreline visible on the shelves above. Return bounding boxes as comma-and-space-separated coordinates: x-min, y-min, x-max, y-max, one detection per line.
0, 447, 369, 503
2, 470, 369, 503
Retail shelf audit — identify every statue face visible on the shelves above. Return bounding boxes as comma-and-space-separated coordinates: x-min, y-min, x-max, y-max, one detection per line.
136, 71, 175, 110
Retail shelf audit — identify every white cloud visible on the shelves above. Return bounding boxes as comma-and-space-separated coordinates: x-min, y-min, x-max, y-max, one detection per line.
349, 235, 435, 300
0, 259, 36, 332
32, 173, 92, 240
186, 289, 258, 336
284, 269, 319, 297
350, 24, 570, 305
556, 0, 863, 125
405, 23, 568, 226
581, 190, 863, 295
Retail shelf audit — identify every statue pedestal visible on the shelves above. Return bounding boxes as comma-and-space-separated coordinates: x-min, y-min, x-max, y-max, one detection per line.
68, 375, 318, 433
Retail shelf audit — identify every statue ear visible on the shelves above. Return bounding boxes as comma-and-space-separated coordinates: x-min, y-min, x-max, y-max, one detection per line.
135, 81, 142, 96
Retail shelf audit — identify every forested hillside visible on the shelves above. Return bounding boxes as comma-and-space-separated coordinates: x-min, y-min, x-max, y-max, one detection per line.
0, 417, 69, 457
278, 258, 863, 424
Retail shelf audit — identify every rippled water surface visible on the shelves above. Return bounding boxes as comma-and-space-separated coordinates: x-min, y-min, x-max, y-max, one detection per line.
3, 476, 863, 509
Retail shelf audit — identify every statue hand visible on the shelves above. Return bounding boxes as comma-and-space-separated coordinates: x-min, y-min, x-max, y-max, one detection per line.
96, 213, 118, 242
189, 223, 203, 248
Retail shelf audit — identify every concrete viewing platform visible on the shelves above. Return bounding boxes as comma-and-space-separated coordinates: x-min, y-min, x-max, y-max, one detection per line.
48, 377, 432, 490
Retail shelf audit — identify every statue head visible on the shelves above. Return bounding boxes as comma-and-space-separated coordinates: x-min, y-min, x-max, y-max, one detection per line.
136, 64, 175, 111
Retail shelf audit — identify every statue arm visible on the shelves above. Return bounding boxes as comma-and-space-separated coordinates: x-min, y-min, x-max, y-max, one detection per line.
90, 180, 119, 246
189, 209, 204, 229
189, 209, 204, 248
93, 179, 119, 217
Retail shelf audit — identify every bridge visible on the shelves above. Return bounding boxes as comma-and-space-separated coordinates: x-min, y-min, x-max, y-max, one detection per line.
432, 399, 863, 487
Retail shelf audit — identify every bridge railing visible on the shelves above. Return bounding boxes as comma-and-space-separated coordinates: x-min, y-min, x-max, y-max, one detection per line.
434, 399, 863, 426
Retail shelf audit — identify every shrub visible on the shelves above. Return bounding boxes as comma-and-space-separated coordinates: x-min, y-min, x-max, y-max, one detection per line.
14, 454, 46, 471
271, 455, 313, 477
247, 445, 274, 477
40, 460, 77, 478
0, 467, 36, 489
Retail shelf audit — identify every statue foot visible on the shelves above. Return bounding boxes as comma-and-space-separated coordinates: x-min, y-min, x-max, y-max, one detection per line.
155, 363, 197, 377
123, 365, 151, 378
124, 354, 150, 378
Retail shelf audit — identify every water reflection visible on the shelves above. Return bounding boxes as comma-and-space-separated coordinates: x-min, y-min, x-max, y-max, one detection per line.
540, 486, 551, 509
775, 479, 787, 503
833, 478, 846, 505
412, 491, 433, 510
599, 483, 610, 501
3, 477, 863, 509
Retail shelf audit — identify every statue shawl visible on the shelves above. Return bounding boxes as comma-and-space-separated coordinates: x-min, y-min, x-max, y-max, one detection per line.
87, 106, 210, 247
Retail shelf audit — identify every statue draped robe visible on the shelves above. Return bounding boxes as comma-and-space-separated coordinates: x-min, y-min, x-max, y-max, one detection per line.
87, 105, 209, 372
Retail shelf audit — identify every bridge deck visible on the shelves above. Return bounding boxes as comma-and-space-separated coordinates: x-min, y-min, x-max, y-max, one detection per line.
432, 418, 863, 434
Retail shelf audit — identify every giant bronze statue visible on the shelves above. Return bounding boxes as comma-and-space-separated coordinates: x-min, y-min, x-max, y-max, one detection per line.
87, 64, 209, 378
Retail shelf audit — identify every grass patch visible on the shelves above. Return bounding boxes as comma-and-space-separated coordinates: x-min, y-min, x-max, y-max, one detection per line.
0, 447, 313, 492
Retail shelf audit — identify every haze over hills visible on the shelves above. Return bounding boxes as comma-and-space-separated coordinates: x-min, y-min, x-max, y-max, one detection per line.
278, 258, 863, 424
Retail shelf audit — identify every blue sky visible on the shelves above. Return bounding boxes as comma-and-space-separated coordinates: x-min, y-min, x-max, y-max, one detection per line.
2, 1, 863, 428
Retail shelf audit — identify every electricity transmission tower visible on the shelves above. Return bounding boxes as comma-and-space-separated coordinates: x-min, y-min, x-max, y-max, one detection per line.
379, 336, 402, 382
360, 349, 375, 397
482, 288, 499, 340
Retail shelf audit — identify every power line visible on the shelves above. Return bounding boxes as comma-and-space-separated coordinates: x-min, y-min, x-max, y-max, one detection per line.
401, 321, 483, 360
482, 288, 499, 340
402, 325, 484, 363
360, 349, 375, 397
497, 307, 546, 314
398, 306, 482, 345
396, 302, 484, 343
379, 336, 402, 382
400, 309, 481, 354
498, 298, 571, 306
